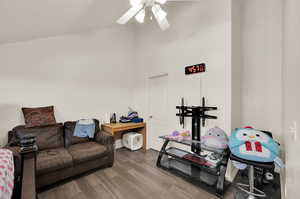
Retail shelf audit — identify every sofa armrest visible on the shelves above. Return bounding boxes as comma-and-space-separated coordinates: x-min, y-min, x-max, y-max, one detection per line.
95, 130, 114, 145
4, 146, 37, 199
21, 153, 36, 199
4, 146, 22, 180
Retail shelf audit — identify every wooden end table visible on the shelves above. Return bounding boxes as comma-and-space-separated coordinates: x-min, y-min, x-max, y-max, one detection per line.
21, 147, 37, 199
101, 122, 147, 152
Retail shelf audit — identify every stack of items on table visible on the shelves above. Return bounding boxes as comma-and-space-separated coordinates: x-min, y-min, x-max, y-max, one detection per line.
19, 134, 38, 153
119, 108, 143, 123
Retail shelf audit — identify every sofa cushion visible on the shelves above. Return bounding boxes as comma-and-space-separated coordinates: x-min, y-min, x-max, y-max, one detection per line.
67, 142, 107, 164
13, 124, 64, 150
22, 106, 56, 128
36, 148, 73, 175
64, 119, 100, 147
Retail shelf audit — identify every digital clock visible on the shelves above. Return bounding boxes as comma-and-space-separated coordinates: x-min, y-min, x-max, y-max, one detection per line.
185, 63, 206, 75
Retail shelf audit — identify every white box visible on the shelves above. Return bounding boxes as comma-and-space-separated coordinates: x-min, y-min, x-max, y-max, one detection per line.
122, 132, 143, 151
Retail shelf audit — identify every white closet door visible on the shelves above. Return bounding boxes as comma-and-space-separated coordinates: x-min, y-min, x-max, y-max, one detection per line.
148, 74, 169, 151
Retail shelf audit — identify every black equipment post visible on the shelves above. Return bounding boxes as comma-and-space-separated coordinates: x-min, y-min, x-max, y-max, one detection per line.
179, 97, 185, 128
176, 97, 217, 155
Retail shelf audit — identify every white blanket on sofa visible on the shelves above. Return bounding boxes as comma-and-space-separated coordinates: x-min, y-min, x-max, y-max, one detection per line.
0, 149, 14, 199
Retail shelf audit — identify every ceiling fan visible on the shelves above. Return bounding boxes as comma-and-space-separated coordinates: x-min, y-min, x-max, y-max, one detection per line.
117, 0, 170, 31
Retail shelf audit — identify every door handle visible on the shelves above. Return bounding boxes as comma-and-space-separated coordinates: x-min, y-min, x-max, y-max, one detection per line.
149, 115, 153, 119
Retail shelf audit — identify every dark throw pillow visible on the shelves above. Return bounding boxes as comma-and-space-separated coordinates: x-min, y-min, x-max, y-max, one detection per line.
22, 106, 56, 128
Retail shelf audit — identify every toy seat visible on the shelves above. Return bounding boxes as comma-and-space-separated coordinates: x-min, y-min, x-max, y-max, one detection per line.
230, 131, 276, 199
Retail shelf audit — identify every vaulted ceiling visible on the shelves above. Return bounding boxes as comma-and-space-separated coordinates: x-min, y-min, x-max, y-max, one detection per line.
0, 0, 130, 44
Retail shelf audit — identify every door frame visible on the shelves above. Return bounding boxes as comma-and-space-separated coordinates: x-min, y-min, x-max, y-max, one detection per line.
147, 73, 169, 151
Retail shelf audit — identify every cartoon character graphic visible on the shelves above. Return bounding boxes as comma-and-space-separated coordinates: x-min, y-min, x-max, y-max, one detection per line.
229, 128, 279, 162
201, 127, 229, 150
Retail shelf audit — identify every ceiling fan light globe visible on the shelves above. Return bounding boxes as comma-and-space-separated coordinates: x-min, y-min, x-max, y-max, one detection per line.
130, 0, 142, 7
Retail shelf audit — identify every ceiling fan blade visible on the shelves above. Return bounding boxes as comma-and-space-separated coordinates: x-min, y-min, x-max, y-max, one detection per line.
117, 4, 143, 25
157, 17, 170, 31
152, 5, 170, 31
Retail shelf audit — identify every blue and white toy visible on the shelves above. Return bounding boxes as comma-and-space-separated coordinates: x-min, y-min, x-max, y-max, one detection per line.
229, 128, 279, 163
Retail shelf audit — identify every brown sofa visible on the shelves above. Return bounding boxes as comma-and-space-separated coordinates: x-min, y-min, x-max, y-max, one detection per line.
7, 119, 114, 189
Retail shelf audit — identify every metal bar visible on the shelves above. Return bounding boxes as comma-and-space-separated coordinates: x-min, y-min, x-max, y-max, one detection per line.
156, 140, 169, 167
249, 166, 255, 194
191, 117, 197, 153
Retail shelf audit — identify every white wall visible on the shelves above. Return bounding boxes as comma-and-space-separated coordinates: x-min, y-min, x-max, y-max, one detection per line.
283, 0, 300, 198
231, 0, 242, 131
133, 0, 232, 141
240, 0, 283, 142
0, 26, 135, 146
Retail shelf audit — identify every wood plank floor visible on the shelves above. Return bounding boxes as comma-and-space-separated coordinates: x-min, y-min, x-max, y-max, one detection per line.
38, 149, 234, 199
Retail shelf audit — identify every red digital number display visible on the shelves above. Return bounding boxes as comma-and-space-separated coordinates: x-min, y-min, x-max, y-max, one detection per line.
185, 63, 206, 75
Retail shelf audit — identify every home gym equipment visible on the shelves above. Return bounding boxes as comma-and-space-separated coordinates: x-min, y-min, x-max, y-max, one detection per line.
156, 97, 230, 198
229, 128, 282, 199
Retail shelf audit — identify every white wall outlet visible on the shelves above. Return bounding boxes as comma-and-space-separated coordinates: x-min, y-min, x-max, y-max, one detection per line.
289, 121, 297, 141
